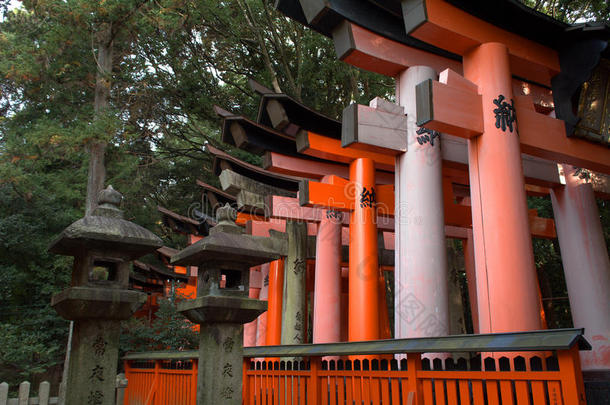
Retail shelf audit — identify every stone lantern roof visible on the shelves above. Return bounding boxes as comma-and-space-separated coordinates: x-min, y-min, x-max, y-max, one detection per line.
170, 204, 283, 267
49, 186, 163, 259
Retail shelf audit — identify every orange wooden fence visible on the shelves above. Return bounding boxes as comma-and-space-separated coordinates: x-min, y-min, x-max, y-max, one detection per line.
123, 328, 590, 405
243, 348, 585, 405
123, 358, 197, 405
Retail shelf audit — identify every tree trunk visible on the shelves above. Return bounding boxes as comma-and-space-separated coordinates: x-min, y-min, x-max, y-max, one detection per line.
86, 22, 113, 215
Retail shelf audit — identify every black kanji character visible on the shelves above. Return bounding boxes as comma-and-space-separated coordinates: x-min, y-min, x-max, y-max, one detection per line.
360, 187, 376, 208
415, 127, 440, 146
493, 95, 516, 132
89, 365, 104, 382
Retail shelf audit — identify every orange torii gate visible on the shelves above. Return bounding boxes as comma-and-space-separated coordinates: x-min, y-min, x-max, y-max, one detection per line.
299, 145, 395, 342
279, 0, 610, 377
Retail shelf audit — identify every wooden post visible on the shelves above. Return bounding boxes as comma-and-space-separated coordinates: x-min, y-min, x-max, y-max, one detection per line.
242, 358, 251, 405
557, 346, 587, 405
551, 164, 610, 371
0, 383, 8, 405
308, 357, 321, 404
266, 259, 285, 346
114, 374, 127, 405
17, 381, 30, 405
395, 65, 449, 341
255, 263, 270, 347
349, 158, 380, 342
463, 43, 542, 334
313, 177, 343, 345
406, 353, 424, 405
191, 359, 198, 405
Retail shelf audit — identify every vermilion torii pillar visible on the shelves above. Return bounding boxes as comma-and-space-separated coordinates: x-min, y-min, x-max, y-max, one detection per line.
299, 155, 395, 342
463, 43, 541, 333
312, 177, 343, 344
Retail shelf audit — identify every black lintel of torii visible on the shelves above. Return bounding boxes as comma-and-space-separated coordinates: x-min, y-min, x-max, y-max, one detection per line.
214, 105, 299, 156
207, 144, 305, 192
157, 205, 213, 237
196, 179, 237, 212
249, 79, 342, 140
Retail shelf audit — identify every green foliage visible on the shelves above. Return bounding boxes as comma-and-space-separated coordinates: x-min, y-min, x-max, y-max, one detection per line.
520, 0, 609, 23
120, 289, 198, 354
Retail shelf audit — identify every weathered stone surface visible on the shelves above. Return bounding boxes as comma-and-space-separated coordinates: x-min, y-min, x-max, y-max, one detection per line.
198, 323, 244, 405
178, 295, 267, 324
219, 169, 295, 198
65, 319, 121, 405
51, 287, 147, 321
280, 221, 308, 346
48, 186, 162, 405
171, 218, 284, 267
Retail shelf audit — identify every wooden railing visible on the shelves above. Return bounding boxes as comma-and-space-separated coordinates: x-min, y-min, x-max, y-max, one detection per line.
123, 328, 590, 405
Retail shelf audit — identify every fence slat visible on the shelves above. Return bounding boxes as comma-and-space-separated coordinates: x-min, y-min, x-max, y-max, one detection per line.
17, 382, 29, 405
38, 382, 50, 405
0, 382, 8, 405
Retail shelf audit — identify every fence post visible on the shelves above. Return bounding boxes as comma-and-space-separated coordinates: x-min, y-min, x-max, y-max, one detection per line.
557, 346, 587, 405
242, 358, 250, 405
38, 381, 50, 405
17, 381, 30, 405
191, 359, 198, 405
115, 373, 128, 405
406, 353, 424, 405
308, 357, 321, 404
0, 382, 8, 405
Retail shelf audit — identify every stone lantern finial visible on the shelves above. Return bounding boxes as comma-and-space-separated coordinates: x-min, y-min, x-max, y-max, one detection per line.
93, 185, 124, 219
210, 203, 241, 235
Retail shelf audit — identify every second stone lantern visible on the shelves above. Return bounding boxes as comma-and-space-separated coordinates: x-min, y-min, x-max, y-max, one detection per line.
172, 204, 284, 405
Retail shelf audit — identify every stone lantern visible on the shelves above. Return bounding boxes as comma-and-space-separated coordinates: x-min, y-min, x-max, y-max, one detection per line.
172, 204, 284, 405
49, 186, 163, 405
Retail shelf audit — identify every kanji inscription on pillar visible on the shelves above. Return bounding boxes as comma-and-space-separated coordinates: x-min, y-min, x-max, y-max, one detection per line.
359, 187, 376, 208
222, 363, 233, 378
87, 390, 104, 405
89, 365, 104, 382
293, 258, 306, 275
223, 336, 234, 353
325, 209, 343, 222
92, 335, 107, 356
220, 386, 234, 400
415, 127, 440, 146
493, 95, 516, 132
294, 311, 303, 342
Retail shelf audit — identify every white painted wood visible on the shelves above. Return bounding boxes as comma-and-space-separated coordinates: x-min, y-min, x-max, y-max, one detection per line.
115, 373, 128, 405
38, 382, 49, 405
0, 382, 8, 405
551, 164, 610, 371
17, 382, 29, 405
369, 97, 404, 115
395, 66, 450, 342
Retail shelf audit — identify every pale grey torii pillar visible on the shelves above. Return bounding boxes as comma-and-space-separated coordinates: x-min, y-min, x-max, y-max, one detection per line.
551, 164, 610, 371
395, 66, 449, 340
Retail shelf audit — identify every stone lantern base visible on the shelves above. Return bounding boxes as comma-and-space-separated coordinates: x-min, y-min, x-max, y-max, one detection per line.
51, 287, 147, 405
178, 295, 267, 405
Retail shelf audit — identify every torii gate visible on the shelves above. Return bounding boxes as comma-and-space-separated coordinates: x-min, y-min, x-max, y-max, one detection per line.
299, 149, 395, 342
279, 0, 610, 371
